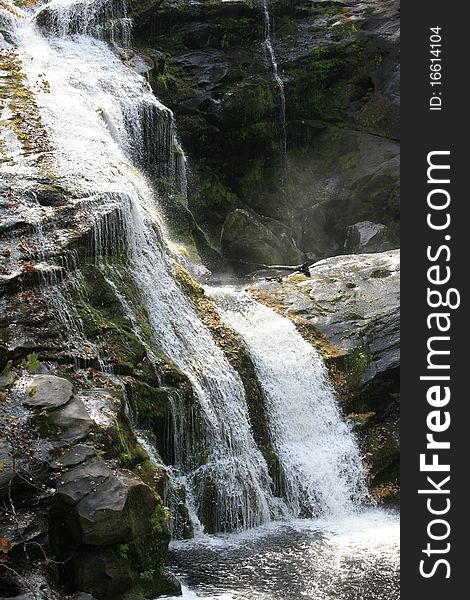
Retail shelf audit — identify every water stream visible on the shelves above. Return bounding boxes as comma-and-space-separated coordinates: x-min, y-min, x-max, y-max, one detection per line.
261, 0, 287, 171
209, 287, 367, 518
1, 1, 399, 597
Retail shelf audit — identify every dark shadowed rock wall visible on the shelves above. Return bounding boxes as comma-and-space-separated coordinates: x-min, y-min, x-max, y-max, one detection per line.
132, 0, 399, 268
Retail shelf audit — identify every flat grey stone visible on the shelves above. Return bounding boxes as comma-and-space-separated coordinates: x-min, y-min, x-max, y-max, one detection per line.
51, 444, 95, 470
25, 375, 73, 409
50, 397, 94, 444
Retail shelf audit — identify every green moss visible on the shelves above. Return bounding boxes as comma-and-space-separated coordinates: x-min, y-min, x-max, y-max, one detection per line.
127, 0, 161, 18
347, 351, 369, 375
197, 171, 239, 212
0, 49, 50, 159
70, 265, 152, 374
32, 409, 63, 441
174, 263, 204, 298
370, 268, 392, 279
223, 83, 276, 126
338, 349, 370, 392
121, 484, 175, 597
287, 274, 308, 284
125, 380, 174, 462
358, 92, 397, 138
1, 361, 13, 377
284, 18, 359, 124
94, 399, 147, 469
139, 569, 156, 583
23, 352, 41, 374
117, 543, 129, 560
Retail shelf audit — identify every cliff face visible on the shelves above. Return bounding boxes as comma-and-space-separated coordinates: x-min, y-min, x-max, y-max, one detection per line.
132, 0, 400, 267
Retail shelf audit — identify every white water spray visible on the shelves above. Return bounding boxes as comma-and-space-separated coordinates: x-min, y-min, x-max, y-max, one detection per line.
210, 287, 368, 517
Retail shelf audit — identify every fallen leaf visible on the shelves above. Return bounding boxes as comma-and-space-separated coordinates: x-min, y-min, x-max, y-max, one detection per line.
0, 537, 12, 554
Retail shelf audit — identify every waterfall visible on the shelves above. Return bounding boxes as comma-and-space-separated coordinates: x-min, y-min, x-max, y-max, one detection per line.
261, 0, 287, 170
2, 0, 367, 537
210, 288, 368, 517
5, 0, 277, 533
36, 0, 133, 48
175, 138, 189, 207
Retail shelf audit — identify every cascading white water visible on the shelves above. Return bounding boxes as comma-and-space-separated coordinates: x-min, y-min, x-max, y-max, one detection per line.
35, 0, 133, 48
175, 139, 189, 207
2, 0, 368, 535
210, 287, 368, 517
103, 237, 279, 533
261, 0, 287, 167
4, 0, 277, 533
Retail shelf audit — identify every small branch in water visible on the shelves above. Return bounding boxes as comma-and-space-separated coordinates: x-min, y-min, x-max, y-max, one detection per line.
236, 259, 313, 278
265, 276, 283, 283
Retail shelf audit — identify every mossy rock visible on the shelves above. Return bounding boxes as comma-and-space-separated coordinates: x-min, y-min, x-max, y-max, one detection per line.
125, 379, 175, 464
94, 398, 147, 469
52, 457, 177, 598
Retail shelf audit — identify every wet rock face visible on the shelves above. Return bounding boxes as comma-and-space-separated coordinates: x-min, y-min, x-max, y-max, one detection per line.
0, 265, 185, 599
220, 208, 304, 266
133, 0, 400, 267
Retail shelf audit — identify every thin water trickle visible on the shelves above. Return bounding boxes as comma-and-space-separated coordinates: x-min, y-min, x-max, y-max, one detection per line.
261, 0, 287, 171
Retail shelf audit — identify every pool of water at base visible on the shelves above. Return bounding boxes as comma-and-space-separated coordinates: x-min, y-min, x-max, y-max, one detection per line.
161, 509, 400, 600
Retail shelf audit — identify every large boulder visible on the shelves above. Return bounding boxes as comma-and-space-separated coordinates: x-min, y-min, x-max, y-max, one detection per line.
344, 221, 398, 254
51, 457, 179, 598
55, 458, 153, 546
24, 375, 73, 409
24, 376, 94, 446
221, 208, 305, 266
